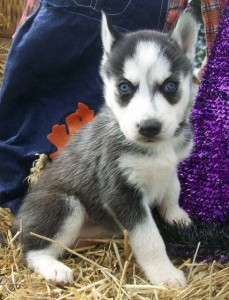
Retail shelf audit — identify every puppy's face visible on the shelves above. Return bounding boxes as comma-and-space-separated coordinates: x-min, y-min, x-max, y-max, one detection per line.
100, 12, 198, 146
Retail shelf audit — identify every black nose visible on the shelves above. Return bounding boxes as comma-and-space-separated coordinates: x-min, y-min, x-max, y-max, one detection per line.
138, 119, 162, 138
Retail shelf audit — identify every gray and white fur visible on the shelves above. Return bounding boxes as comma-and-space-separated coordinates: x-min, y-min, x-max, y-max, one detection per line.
14, 11, 198, 287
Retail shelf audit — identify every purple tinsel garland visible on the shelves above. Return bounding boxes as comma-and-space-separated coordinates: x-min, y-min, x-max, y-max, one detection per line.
179, 1, 229, 224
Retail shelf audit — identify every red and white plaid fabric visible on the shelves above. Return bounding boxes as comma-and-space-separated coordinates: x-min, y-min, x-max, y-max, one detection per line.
164, 0, 188, 32
201, 0, 226, 55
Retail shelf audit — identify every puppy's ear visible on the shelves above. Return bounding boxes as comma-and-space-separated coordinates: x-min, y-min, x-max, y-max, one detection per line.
171, 9, 198, 60
101, 12, 121, 55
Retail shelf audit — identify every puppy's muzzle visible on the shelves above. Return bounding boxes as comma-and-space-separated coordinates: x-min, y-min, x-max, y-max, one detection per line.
138, 119, 162, 138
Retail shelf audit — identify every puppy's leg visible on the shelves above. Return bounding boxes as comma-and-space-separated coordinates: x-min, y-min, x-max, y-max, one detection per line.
129, 204, 186, 287
106, 196, 186, 287
23, 196, 85, 285
158, 174, 191, 226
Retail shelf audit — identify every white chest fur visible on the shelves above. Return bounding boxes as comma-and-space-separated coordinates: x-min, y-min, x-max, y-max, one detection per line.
118, 146, 178, 206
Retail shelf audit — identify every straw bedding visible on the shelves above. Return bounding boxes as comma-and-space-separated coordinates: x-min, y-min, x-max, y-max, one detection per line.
0, 0, 26, 81
0, 207, 228, 300
0, 38, 11, 83
0, 0, 26, 38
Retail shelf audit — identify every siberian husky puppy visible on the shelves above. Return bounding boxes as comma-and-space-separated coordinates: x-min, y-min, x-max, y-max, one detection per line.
14, 11, 198, 287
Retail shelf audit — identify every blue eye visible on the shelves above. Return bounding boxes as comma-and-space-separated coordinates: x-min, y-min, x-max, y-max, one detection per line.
163, 81, 178, 93
119, 82, 132, 94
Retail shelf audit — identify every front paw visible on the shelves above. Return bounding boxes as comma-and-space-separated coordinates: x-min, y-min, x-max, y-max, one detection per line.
26, 252, 73, 285
162, 207, 192, 227
38, 260, 73, 285
146, 264, 186, 288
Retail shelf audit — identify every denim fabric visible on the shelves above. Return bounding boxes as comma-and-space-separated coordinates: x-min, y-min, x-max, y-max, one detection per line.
0, 0, 167, 213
